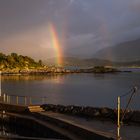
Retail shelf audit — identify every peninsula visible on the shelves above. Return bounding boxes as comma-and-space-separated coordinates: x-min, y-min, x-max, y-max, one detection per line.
0, 52, 120, 75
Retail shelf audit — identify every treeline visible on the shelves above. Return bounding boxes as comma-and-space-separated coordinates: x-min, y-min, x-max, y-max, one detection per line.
0, 52, 43, 70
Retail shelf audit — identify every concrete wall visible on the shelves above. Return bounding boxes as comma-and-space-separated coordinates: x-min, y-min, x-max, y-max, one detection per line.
0, 102, 29, 112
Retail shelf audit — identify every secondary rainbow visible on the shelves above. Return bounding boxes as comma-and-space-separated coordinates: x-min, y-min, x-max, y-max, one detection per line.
49, 23, 63, 66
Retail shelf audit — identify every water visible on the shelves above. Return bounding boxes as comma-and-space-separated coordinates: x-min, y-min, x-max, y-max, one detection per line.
1, 70, 140, 109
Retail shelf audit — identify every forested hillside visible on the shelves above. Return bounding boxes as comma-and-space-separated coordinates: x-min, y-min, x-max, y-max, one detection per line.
0, 53, 43, 70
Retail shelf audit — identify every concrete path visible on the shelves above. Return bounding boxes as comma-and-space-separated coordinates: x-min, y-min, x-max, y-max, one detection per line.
38, 111, 115, 140
38, 111, 140, 140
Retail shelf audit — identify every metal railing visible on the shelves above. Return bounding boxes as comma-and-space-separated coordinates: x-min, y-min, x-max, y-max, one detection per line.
0, 93, 47, 106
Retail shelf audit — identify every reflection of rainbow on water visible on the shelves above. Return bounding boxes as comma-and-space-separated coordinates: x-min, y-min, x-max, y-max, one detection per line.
49, 74, 65, 84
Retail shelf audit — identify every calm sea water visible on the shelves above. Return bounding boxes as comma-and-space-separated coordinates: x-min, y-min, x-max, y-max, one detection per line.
1, 69, 140, 109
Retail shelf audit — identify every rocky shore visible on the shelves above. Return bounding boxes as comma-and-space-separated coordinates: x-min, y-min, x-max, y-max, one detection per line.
1, 66, 121, 75
41, 104, 140, 125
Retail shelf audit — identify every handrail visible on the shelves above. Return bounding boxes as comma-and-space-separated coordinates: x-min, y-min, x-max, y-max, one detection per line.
0, 93, 47, 106
7, 94, 47, 98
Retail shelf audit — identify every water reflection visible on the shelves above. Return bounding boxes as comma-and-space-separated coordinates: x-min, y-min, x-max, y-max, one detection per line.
1, 74, 67, 81
1, 73, 140, 109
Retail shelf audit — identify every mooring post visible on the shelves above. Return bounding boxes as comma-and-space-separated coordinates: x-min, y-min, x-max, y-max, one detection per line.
117, 96, 121, 140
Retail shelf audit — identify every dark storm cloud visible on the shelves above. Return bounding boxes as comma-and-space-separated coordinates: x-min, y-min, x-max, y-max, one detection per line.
0, 0, 51, 38
0, 0, 140, 59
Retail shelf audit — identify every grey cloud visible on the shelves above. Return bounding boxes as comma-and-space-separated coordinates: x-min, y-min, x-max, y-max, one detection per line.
0, 0, 140, 59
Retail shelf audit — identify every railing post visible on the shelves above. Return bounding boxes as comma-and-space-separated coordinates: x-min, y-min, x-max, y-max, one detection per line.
2, 94, 47, 105
6, 95, 9, 103
3, 94, 5, 102
117, 96, 121, 140
5, 94, 7, 103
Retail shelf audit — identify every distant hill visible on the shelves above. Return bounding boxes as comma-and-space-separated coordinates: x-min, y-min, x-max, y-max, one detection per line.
44, 57, 140, 67
44, 57, 114, 67
117, 60, 140, 67
44, 57, 84, 66
94, 39, 140, 62
1, 52, 140, 71
0, 52, 43, 70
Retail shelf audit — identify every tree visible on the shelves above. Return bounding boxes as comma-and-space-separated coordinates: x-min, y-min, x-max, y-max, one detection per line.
38, 60, 43, 66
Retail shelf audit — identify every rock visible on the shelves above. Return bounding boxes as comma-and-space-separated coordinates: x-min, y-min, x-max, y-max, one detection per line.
56, 105, 65, 113
130, 111, 140, 123
71, 106, 81, 115
100, 108, 115, 118
101, 108, 109, 114
94, 111, 100, 117
41, 104, 140, 125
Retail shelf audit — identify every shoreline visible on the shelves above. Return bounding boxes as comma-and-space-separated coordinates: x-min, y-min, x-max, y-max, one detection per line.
41, 104, 140, 126
0, 66, 131, 75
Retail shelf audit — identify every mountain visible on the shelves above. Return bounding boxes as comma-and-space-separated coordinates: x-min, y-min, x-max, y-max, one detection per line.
44, 57, 84, 66
94, 39, 140, 62
43, 57, 113, 67
44, 57, 140, 67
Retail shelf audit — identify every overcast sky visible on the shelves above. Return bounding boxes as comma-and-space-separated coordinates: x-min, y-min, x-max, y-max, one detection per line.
0, 0, 140, 59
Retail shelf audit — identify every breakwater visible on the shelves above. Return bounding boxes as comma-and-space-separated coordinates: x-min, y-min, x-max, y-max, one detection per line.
41, 104, 140, 124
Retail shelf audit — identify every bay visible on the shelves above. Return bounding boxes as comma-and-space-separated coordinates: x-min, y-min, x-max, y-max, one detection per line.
1, 70, 140, 109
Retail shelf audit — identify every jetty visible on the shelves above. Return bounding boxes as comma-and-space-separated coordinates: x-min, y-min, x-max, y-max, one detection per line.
0, 94, 115, 140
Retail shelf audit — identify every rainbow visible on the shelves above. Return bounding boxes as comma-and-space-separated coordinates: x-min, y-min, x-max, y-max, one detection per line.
49, 23, 63, 66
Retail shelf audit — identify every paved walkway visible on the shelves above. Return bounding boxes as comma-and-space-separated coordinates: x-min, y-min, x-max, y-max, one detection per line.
39, 111, 140, 140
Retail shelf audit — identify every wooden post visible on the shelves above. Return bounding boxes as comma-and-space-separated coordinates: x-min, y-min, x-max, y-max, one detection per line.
6, 95, 9, 103
5, 94, 7, 103
117, 96, 121, 140
3, 94, 5, 102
